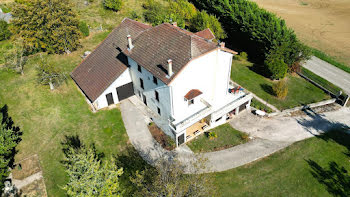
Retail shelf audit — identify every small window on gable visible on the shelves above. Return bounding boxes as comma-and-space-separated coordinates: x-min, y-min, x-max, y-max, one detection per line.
138, 65, 142, 73
155, 90, 159, 102
188, 99, 194, 106
140, 78, 144, 89
153, 76, 158, 85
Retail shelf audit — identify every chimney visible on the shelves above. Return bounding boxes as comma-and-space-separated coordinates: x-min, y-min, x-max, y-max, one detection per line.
172, 22, 177, 27
220, 42, 225, 48
127, 35, 133, 50
168, 59, 173, 76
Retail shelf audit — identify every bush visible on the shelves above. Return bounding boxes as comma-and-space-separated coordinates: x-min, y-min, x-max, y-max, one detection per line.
79, 21, 89, 37
208, 132, 217, 140
103, 0, 123, 11
0, 20, 11, 41
234, 52, 248, 61
129, 10, 141, 20
265, 54, 288, 80
273, 80, 288, 99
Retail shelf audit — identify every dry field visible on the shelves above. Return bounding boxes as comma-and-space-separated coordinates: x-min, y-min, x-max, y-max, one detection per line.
254, 0, 350, 66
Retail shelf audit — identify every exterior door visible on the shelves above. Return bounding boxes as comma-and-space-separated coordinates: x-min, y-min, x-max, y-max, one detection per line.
178, 134, 185, 145
143, 94, 147, 106
116, 82, 134, 102
106, 93, 114, 106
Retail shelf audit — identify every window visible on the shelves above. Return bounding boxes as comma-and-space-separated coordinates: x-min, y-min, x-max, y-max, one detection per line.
157, 107, 161, 115
215, 117, 222, 122
138, 65, 142, 73
188, 99, 194, 106
140, 78, 144, 89
153, 76, 158, 85
155, 90, 159, 102
106, 93, 114, 106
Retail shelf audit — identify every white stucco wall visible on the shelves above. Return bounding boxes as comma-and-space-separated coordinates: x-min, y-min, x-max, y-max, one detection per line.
170, 49, 234, 123
127, 57, 173, 128
93, 68, 132, 110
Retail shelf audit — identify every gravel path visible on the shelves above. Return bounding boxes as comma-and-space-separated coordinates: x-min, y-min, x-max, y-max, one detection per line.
303, 56, 350, 94
121, 97, 350, 173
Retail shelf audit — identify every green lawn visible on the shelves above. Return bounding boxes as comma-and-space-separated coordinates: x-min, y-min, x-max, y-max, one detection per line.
187, 124, 249, 153
212, 130, 350, 196
231, 59, 330, 110
0, 0, 149, 195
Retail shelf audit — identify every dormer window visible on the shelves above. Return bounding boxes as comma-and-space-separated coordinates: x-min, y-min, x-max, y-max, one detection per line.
184, 89, 202, 106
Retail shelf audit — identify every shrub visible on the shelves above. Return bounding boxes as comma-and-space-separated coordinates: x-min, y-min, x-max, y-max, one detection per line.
265, 54, 288, 80
208, 131, 217, 140
0, 20, 11, 41
79, 21, 89, 37
234, 52, 248, 61
103, 0, 123, 11
273, 80, 288, 99
129, 10, 141, 20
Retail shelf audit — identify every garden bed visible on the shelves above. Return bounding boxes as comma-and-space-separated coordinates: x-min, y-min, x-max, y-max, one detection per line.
148, 123, 176, 151
12, 155, 41, 180
250, 98, 273, 113
187, 124, 249, 153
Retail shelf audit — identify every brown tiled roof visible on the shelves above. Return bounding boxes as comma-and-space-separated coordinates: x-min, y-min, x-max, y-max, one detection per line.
123, 23, 218, 84
71, 18, 151, 102
184, 89, 203, 100
195, 28, 215, 40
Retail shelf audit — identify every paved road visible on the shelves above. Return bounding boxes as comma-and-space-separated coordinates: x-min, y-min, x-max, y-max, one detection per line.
120, 96, 350, 173
303, 56, 350, 94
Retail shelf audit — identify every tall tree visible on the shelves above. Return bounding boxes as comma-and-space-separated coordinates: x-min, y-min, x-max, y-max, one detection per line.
62, 146, 123, 197
131, 156, 214, 197
0, 105, 22, 191
4, 37, 27, 75
11, 0, 82, 54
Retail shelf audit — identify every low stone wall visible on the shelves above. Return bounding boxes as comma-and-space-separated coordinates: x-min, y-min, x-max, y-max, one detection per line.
267, 98, 337, 117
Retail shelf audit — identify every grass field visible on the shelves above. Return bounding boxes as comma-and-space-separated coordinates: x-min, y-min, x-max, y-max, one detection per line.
211, 129, 350, 196
187, 124, 249, 153
0, 0, 148, 196
231, 59, 331, 110
254, 0, 350, 67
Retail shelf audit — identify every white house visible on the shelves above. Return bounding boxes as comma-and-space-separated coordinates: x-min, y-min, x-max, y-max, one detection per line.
71, 18, 253, 147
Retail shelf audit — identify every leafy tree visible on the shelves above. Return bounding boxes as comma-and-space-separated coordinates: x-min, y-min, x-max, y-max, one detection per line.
131, 156, 214, 197
0, 105, 22, 191
36, 55, 67, 90
190, 0, 310, 67
79, 21, 89, 37
11, 0, 81, 54
265, 53, 288, 80
0, 20, 11, 41
103, 0, 123, 12
190, 10, 226, 40
168, 0, 197, 21
4, 37, 28, 75
273, 80, 288, 99
62, 145, 123, 196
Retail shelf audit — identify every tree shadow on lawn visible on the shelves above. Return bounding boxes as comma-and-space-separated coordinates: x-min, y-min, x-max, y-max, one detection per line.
297, 108, 350, 196
260, 83, 275, 96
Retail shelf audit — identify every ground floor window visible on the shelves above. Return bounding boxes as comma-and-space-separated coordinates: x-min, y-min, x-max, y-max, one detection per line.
106, 93, 114, 106
157, 107, 161, 115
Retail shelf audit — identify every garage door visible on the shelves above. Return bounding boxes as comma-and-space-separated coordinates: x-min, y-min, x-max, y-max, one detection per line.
116, 82, 134, 101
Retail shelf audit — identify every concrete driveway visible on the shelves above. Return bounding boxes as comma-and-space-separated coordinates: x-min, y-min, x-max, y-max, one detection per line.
121, 96, 350, 173
303, 56, 350, 94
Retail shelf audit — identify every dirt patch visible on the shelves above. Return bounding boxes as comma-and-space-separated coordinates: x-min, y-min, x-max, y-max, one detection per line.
20, 179, 47, 197
12, 155, 41, 180
148, 123, 175, 151
254, 0, 350, 66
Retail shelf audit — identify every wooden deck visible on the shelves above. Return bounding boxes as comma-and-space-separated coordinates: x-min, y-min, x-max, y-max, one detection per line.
186, 121, 208, 141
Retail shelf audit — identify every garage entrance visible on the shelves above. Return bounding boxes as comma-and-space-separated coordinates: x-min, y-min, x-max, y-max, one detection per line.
116, 82, 134, 102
